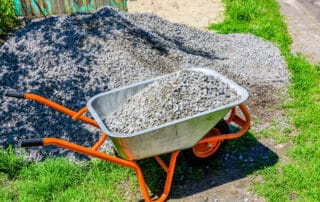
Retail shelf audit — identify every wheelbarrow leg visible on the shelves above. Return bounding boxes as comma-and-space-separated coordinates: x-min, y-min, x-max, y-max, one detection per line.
152, 151, 180, 202
28, 137, 179, 202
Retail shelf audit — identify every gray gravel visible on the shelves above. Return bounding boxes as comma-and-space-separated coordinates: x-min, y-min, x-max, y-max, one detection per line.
0, 7, 288, 160
105, 70, 240, 134
124, 13, 289, 89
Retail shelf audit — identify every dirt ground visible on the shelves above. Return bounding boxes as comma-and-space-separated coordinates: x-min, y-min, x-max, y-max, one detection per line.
127, 0, 225, 28
278, 0, 320, 64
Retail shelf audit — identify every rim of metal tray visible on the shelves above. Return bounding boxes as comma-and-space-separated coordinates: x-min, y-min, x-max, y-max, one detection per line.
87, 67, 249, 138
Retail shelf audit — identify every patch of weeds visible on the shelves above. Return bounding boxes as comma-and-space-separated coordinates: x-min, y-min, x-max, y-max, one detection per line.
0, 147, 26, 179
16, 158, 85, 201
137, 157, 166, 194
223, 131, 257, 154
255, 124, 292, 144
0, 173, 18, 201
256, 127, 278, 139
209, 0, 291, 50
137, 153, 208, 194
81, 159, 138, 201
282, 127, 293, 136
0, 0, 18, 33
207, 155, 223, 171
251, 118, 262, 126
255, 162, 320, 201
185, 166, 206, 181
0, 150, 139, 201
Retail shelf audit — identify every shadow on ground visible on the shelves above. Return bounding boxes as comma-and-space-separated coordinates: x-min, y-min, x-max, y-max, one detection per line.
137, 130, 278, 200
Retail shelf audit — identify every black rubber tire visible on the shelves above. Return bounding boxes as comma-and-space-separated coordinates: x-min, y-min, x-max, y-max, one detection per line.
182, 119, 230, 165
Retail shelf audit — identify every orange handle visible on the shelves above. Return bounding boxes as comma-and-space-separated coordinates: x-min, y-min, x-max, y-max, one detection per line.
24, 93, 99, 128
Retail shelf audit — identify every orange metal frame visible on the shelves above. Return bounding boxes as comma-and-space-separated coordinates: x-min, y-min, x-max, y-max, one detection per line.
21, 93, 250, 202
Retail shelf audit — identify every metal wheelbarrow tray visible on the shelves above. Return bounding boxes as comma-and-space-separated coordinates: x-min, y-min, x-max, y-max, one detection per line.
87, 68, 249, 160
6, 68, 251, 202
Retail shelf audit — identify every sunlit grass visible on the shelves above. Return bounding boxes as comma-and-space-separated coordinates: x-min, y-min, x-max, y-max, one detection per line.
0, 148, 139, 201
0, 0, 18, 33
210, 0, 320, 201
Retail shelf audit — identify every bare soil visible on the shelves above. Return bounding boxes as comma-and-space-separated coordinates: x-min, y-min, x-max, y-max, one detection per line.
278, 0, 320, 64
127, 0, 224, 28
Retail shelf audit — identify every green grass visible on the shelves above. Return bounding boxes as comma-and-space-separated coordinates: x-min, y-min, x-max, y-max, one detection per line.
0, 147, 214, 201
0, 148, 139, 201
0, 0, 18, 33
210, 0, 320, 201
254, 119, 293, 144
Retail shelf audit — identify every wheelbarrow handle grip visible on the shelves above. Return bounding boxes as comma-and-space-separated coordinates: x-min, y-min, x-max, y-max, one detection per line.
21, 139, 43, 147
5, 89, 25, 98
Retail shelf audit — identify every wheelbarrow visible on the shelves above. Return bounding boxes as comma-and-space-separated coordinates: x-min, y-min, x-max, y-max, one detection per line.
5, 68, 250, 202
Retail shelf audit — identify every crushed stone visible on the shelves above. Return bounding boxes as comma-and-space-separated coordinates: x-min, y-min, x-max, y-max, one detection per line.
0, 7, 288, 160
104, 70, 241, 134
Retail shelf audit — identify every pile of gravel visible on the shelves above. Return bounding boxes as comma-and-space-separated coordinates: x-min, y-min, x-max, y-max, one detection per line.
0, 7, 288, 160
105, 70, 241, 134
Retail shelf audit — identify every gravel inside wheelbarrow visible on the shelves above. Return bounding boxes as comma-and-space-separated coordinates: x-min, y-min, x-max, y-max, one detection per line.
0, 7, 288, 161
104, 70, 241, 134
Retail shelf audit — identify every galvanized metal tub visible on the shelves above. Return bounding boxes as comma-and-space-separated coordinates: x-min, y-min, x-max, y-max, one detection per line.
87, 68, 249, 160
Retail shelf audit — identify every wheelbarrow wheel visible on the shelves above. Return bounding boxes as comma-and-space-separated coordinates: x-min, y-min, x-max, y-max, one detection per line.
183, 119, 230, 165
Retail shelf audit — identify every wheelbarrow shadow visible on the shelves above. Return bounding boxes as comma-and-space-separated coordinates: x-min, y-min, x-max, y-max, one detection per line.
137, 130, 278, 200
